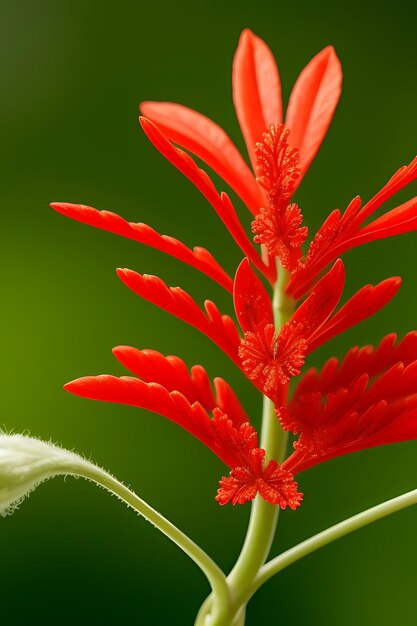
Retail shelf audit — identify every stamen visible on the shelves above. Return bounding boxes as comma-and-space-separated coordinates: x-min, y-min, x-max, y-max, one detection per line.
252, 202, 308, 271
252, 124, 307, 271
216, 447, 303, 507
255, 124, 300, 203
239, 322, 308, 394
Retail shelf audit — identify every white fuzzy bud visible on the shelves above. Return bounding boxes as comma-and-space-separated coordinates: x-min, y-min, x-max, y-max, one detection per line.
0, 434, 88, 516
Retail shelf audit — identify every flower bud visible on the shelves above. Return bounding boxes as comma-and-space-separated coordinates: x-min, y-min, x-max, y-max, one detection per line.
0, 434, 86, 516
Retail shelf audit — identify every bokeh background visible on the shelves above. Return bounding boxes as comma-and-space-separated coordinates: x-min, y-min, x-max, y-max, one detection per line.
1, 0, 416, 624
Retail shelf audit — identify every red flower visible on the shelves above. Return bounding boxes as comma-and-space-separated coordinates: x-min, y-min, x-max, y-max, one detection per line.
52, 29, 416, 508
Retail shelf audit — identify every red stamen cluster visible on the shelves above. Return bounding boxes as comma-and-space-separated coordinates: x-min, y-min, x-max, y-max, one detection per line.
213, 410, 302, 507
239, 322, 307, 393
252, 124, 308, 271
255, 124, 300, 201
217, 447, 303, 508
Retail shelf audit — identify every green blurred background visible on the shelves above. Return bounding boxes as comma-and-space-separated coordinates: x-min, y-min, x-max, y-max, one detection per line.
1, 0, 416, 624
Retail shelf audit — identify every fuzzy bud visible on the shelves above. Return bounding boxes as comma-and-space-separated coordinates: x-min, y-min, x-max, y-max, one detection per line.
0, 434, 87, 516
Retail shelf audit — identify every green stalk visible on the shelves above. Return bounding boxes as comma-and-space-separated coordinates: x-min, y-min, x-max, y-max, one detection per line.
238, 488, 417, 607
74, 462, 232, 626
224, 265, 294, 618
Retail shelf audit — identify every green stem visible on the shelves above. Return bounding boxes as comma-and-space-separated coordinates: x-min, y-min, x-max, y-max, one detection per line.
195, 265, 295, 625
224, 266, 294, 616
226, 396, 287, 601
240, 489, 417, 606
73, 462, 231, 625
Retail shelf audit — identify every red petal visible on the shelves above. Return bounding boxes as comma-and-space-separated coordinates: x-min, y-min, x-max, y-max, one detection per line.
232, 29, 283, 171
112, 345, 251, 429
65, 375, 216, 448
286, 198, 362, 299
213, 377, 251, 428
233, 258, 273, 333
139, 101, 263, 215
51, 202, 233, 293
308, 277, 402, 351
288, 159, 417, 299
140, 117, 275, 282
285, 46, 342, 181
349, 198, 417, 245
116, 269, 241, 365
295, 332, 417, 399
355, 156, 417, 224
283, 332, 417, 474
112, 346, 212, 406
65, 375, 256, 469
292, 259, 345, 337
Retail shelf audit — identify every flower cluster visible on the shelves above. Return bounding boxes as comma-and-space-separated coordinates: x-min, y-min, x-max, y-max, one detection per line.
52, 30, 417, 509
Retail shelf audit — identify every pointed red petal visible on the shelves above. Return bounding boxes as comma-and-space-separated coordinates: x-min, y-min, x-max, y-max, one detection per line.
112, 345, 251, 429
349, 198, 417, 244
213, 377, 251, 428
285, 46, 342, 181
289, 402, 417, 473
139, 101, 263, 215
308, 277, 402, 351
50, 202, 233, 293
284, 360, 417, 474
112, 346, 212, 406
233, 258, 273, 333
288, 159, 417, 299
116, 269, 241, 365
65, 375, 216, 449
232, 29, 283, 170
140, 117, 275, 282
291, 259, 345, 337
294, 332, 417, 399
67, 375, 257, 468
287, 198, 362, 299
355, 156, 417, 224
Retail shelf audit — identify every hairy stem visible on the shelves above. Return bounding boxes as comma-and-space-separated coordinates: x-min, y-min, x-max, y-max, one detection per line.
75, 462, 232, 625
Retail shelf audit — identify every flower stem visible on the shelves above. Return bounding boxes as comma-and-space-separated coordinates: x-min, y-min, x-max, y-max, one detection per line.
226, 396, 287, 603
240, 488, 417, 606
224, 265, 294, 618
75, 461, 232, 625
